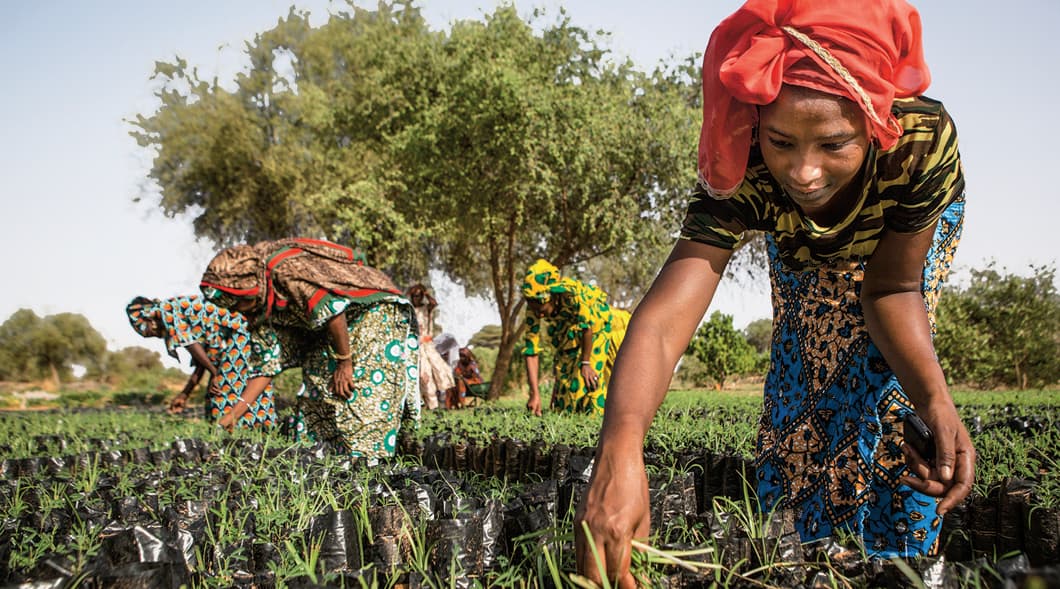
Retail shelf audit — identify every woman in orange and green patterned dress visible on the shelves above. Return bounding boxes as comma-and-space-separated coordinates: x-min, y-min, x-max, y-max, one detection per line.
126, 295, 277, 429
521, 259, 629, 416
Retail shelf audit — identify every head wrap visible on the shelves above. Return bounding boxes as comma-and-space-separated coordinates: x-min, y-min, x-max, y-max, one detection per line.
521, 259, 564, 302
125, 296, 162, 338
698, 0, 931, 197
201, 238, 400, 323
200, 244, 264, 310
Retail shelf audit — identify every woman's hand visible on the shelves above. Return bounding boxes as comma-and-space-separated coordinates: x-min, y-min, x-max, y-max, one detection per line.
580, 363, 599, 392
332, 359, 354, 400
579, 329, 598, 392
167, 393, 188, 414
525, 354, 542, 416
326, 314, 354, 401
207, 369, 222, 396
575, 444, 650, 588
217, 411, 236, 433
185, 344, 221, 395
526, 392, 542, 417
900, 399, 975, 515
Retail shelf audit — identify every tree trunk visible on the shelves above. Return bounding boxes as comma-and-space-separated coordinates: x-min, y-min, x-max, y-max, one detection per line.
49, 362, 60, 388
488, 322, 524, 401
486, 211, 523, 401
487, 284, 528, 400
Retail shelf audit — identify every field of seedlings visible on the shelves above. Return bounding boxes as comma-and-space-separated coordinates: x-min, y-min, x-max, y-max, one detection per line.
2, 389, 1059, 588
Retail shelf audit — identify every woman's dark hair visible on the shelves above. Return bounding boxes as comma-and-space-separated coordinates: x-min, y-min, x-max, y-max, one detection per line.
407, 283, 428, 298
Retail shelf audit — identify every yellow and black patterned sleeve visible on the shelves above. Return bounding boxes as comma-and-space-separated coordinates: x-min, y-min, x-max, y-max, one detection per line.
679, 178, 768, 249
879, 98, 965, 234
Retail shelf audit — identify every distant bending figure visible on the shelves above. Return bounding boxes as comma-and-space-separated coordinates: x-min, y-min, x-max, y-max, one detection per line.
521, 259, 629, 416
407, 283, 455, 410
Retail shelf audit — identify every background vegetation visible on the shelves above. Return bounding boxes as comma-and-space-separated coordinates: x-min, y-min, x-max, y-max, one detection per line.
1, 263, 1056, 407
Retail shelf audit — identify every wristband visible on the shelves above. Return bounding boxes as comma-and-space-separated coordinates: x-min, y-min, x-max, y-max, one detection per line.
580, 361, 591, 365
332, 349, 354, 361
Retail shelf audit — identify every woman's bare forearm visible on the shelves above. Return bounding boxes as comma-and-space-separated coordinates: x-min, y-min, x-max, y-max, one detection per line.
228, 376, 272, 422
327, 314, 351, 357
863, 290, 949, 408
525, 355, 540, 396
180, 365, 206, 397
580, 328, 593, 364
185, 343, 216, 374
597, 240, 729, 448
862, 224, 949, 409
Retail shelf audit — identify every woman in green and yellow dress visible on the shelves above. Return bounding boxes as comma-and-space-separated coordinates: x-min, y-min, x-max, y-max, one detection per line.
521, 259, 629, 416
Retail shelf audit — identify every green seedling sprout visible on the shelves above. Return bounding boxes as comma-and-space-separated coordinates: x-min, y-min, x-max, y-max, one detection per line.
283, 534, 325, 585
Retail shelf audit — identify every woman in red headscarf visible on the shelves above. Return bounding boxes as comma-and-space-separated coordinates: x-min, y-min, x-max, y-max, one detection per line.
576, 0, 974, 581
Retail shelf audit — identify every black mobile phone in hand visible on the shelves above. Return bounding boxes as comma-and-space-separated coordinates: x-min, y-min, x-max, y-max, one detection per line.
903, 413, 936, 463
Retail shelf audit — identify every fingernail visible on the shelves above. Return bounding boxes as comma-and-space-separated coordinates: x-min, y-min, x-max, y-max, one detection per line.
940, 466, 953, 480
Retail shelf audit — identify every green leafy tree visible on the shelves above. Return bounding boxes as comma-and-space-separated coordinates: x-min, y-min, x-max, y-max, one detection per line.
467, 325, 503, 349
582, 236, 671, 312
0, 309, 41, 380
743, 317, 773, 355
935, 264, 1060, 388
686, 311, 759, 389
129, 2, 435, 279
0, 310, 106, 383
392, 6, 697, 397
95, 346, 165, 384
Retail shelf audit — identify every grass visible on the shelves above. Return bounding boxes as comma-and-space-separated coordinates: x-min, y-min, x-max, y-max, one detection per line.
0, 385, 1057, 586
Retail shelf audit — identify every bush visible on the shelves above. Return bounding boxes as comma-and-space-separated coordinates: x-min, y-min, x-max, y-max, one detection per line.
673, 354, 715, 389
687, 312, 761, 388
57, 390, 109, 409
936, 264, 1060, 388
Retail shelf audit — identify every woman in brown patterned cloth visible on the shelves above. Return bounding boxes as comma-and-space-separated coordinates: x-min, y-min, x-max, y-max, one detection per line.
200, 238, 420, 459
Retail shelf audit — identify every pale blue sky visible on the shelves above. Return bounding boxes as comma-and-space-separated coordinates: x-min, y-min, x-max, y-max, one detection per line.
2, 1, 1057, 368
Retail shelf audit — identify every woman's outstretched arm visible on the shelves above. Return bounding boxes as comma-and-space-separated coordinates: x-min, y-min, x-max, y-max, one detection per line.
575, 239, 731, 587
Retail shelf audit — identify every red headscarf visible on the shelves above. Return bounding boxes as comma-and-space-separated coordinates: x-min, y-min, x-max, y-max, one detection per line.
698, 0, 931, 197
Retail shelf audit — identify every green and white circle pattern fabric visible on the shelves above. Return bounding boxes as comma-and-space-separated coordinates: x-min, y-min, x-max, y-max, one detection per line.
248, 300, 419, 458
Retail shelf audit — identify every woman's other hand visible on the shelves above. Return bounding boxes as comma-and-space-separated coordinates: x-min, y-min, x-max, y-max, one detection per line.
332, 359, 354, 400
526, 393, 542, 416
217, 412, 236, 432
581, 363, 599, 392
207, 370, 222, 396
900, 399, 975, 515
167, 393, 188, 414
